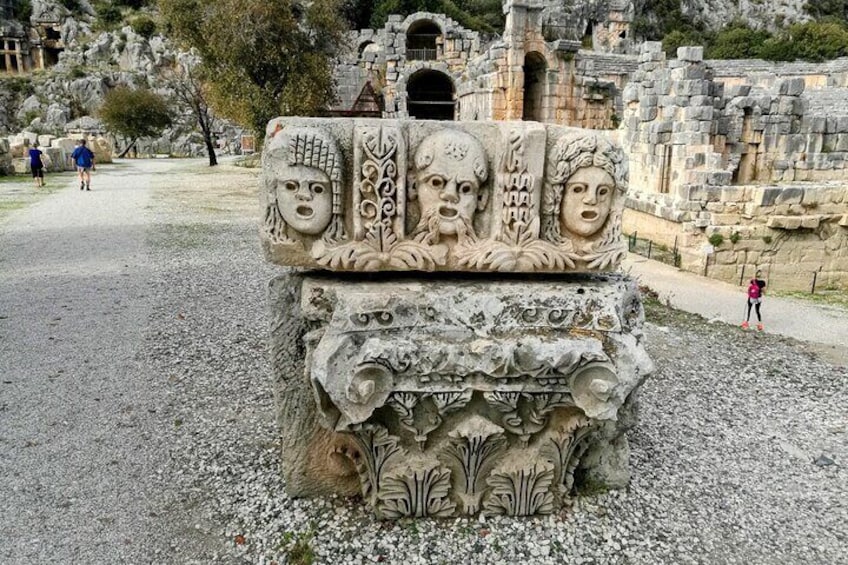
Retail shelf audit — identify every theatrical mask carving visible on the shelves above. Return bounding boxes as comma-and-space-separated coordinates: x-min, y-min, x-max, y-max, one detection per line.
275, 164, 333, 235
264, 127, 346, 242
409, 130, 489, 243
561, 166, 615, 238
544, 133, 627, 243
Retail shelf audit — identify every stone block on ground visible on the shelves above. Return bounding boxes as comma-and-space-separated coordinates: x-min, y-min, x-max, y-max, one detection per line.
271, 274, 653, 518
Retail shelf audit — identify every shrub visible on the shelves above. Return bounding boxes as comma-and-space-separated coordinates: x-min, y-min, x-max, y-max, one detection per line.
94, 1, 123, 30
706, 24, 772, 59
131, 15, 157, 38
114, 0, 149, 8
760, 21, 848, 62
662, 29, 711, 56
708, 232, 725, 247
13, 0, 33, 21
729, 231, 741, 244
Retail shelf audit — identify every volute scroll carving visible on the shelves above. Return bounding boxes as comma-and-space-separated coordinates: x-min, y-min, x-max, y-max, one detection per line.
296, 278, 654, 519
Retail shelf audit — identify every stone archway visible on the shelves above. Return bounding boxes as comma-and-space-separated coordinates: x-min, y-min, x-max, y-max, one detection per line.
523, 51, 547, 122
407, 69, 455, 121
406, 20, 441, 61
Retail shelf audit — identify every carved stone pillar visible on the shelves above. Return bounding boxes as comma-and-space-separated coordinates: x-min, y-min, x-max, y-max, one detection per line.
262, 118, 653, 518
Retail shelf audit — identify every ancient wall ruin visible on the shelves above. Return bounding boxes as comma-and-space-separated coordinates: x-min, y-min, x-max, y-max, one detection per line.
622, 43, 848, 290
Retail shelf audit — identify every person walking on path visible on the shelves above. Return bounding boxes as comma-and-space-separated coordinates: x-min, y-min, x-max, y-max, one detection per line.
742, 270, 767, 331
70, 138, 96, 191
29, 142, 45, 188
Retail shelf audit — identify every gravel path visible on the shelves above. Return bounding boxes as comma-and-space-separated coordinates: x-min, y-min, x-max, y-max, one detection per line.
1, 159, 846, 564
623, 255, 848, 362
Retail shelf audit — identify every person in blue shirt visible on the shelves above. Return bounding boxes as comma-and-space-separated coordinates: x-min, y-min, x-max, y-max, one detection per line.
29, 141, 45, 188
70, 138, 96, 191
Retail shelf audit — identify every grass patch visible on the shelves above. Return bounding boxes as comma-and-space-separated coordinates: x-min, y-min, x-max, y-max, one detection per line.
774, 290, 848, 310
277, 527, 316, 565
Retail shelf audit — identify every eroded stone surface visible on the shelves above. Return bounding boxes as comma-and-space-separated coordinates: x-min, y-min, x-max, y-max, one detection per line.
261, 118, 628, 273
271, 273, 652, 518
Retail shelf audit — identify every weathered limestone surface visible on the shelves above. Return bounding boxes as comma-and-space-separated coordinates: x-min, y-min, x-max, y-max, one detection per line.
266, 118, 652, 519
261, 118, 628, 273
271, 273, 652, 518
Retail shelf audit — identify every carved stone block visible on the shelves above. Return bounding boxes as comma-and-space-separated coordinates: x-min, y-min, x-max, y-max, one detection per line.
271, 273, 653, 518
261, 118, 629, 273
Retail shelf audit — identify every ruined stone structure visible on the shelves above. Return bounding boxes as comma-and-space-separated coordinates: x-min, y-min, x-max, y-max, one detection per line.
263, 118, 653, 518
0, 1, 67, 73
333, 1, 636, 128
332, 3, 848, 290
622, 44, 848, 290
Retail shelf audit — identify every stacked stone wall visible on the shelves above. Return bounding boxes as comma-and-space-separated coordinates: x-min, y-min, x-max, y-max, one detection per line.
622, 43, 848, 290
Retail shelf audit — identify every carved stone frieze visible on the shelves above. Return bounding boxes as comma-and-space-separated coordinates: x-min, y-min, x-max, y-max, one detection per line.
265, 119, 651, 520
293, 276, 652, 519
261, 118, 628, 273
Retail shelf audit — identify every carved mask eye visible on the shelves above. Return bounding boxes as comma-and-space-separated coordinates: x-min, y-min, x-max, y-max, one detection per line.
312, 183, 325, 194
570, 184, 585, 194
459, 182, 473, 194
429, 176, 445, 189
599, 186, 610, 197
283, 181, 297, 192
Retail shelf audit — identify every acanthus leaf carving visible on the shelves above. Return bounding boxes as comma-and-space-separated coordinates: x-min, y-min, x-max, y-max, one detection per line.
350, 424, 404, 503
455, 217, 577, 271
484, 391, 574, 445
442, 416, 506, 515
314, 224, 448, 271
386, 392, 442, 448
544, 417, 595, 496
483, 464, 555, 517
430, 390, 473, 416
376, 465, 456, 519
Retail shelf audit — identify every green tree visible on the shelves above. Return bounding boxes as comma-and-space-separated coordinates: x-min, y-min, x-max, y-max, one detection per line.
160, 0, 345, 138
760, 20, 848, 62
363, 0, 503, 33
98, 87, 173, 157
805, 0, 848, 19
706, 23, 772, 59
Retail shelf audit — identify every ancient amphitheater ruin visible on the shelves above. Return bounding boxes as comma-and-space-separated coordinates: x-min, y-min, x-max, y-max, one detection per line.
330, 0, 848, 291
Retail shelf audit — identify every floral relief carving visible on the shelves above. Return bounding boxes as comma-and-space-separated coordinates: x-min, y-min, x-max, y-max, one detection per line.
483, 464, 556, 516
386, 392, 442, 448
376, 465, 456, 519
544, 417, 595, 496
350, 424, 404, 502
442, 416, 506, 515
484, 391, 575, 445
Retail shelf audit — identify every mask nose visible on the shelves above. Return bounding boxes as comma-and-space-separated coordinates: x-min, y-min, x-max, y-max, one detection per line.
296, 181, 313, 201
440, 179, 459, 203
583, 187, 598, 205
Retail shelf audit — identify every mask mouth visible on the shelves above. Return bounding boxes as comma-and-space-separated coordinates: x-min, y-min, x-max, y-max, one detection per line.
439, 206, 458, 219
581, 210, 598, 220
296, 205, 314, 219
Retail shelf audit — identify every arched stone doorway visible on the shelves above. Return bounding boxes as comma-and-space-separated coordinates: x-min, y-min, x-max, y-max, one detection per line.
523, 51, 547, 122
406, 20, 440, 61
407, 70, 455, 121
